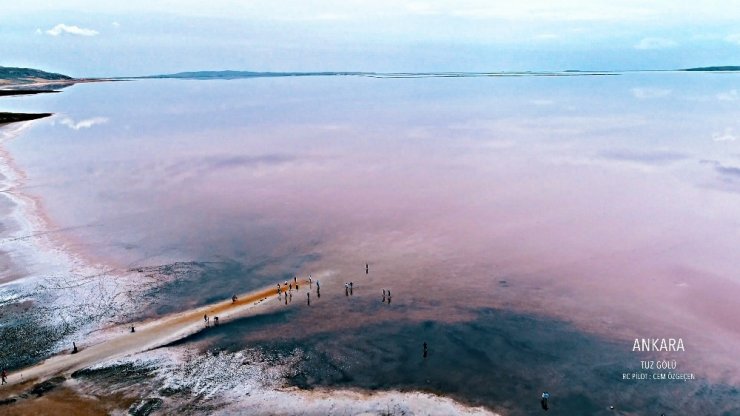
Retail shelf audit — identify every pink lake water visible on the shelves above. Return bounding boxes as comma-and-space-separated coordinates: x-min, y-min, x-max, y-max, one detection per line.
2, 73, 739, 413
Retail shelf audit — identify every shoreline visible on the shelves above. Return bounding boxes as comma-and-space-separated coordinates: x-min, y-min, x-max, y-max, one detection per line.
3, 279, 308, 387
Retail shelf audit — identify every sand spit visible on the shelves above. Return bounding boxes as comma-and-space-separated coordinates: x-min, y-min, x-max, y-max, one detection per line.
5, 281, 305, 385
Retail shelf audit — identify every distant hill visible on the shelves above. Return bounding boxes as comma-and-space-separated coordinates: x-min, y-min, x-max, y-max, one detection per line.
0, 66, 72, 85
144, 70, 366, 79
682, 66, 740, 72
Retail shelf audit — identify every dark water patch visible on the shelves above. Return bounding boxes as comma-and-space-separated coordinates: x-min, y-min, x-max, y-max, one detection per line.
29, 376, 66, 397
179, 307, 739, 416
71, 362, 157, 384
0, 300, 75, 370
128, 397, 163, 416
132, 254, 319, 318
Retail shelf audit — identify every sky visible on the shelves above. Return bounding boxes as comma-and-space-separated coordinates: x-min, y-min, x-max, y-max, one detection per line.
1, 0, 739, 76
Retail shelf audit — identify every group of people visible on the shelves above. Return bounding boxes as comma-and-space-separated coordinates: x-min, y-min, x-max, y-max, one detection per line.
203, 314, 219, 327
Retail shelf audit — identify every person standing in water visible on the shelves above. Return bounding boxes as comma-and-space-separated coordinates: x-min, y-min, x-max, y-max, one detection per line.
1, 368, 7, 385
541, 392, 550, 411
423, 342, 428, 358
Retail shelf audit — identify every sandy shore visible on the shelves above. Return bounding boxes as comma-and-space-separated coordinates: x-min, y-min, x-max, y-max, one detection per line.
5, 280, 306, 386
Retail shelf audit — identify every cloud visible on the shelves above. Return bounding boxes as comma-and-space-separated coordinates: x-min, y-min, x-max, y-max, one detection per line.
716, 89, 738, 101
631, 87, 672, 99
712, 128, 737, 142
600, 149, 688, 165
634, 37, 677, 50
59, 117, 109, 130
112, 22, 121, 27
726, 33, 740, 45
45, 23, 98, 37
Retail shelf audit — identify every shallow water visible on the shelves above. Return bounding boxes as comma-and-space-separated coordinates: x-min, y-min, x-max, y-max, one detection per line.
3, 73, 740, 412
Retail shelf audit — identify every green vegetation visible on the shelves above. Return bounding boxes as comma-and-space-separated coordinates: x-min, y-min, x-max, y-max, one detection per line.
0, 66, 72, 83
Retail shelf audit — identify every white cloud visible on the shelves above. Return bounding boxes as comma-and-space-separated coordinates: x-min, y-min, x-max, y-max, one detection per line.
112, 21, 121, 27
716, 89, 739, 101
59, 117, 109, 130
631, 87, 672, 99
712, 128, 736, 142
726, 33, 740, 45
45, 23, 98, 37
634, 37, 677, 50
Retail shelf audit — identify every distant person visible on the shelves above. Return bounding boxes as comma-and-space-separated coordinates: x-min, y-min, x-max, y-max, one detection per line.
214, 316, 219, 326
131, 325, 136, 333
307, 292, 310, 306
316, 280, 320, 289
72, 342, 78, 354
285, 295, 288, 305
423, 342, 428, 358
309, 276, 312, 287
366, 263, 369, 274
294, 276, 297, 283
232, 294, 237, 303
1, 368, 7, 385
204, 314, 208, 322
541, 392, 550, 411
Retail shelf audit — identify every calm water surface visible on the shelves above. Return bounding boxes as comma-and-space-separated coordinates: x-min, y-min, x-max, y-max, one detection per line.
3, 73, 739, 413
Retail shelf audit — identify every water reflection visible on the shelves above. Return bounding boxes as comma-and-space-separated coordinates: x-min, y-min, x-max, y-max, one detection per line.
4, 74, 740, 384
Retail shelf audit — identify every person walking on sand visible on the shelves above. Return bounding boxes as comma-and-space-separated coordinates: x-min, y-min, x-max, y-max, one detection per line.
307, 292, 310, 306
294, 276, 297, 283
232, 294, 237, 303
1, 368, 7, 385
366, 263, 369, 274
